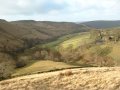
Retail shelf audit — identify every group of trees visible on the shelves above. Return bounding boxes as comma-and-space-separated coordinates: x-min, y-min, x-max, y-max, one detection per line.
90, 29, 120, 43
0, 53, 15, 80
17, 43, 115, 69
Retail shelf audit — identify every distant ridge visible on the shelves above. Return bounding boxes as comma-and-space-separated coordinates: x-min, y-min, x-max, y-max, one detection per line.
81, 20, 120, 29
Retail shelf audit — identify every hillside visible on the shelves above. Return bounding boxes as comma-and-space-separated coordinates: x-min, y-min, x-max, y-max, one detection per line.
0, 19, 90, 52
81, 20, 120, 29
0, 67, 120, 90
0, 19, 24, 52
11, 20, 90, 40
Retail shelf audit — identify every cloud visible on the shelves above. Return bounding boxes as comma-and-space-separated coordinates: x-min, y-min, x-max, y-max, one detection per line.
0, 0, 66, 15
0, 0, 120, 21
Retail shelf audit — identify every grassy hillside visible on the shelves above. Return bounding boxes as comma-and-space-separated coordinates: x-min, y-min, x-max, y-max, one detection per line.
11, 32, 95, 77
60, 32, 92, 49
11, 20, 90, 40
57, 32, 93, 48
37, 31, 120, 65
13, 31, 119, 77
58, 32, 120, 65
40, 33, 77, 48
38, 32, 92, 49
100, 42, 120, 65
1, 67, 120, 90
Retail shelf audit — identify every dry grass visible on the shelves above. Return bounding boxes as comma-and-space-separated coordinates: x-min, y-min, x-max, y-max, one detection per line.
109, 42, 120, 65
59, 70, 73, 77
1, 67, 120, 90
99, 42, 120, 65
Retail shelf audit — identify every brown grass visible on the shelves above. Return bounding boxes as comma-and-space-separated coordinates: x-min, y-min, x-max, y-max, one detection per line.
1, 67, 120, 90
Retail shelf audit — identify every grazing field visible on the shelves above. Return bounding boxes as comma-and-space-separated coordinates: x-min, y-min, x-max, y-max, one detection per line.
12, 60, 78, 77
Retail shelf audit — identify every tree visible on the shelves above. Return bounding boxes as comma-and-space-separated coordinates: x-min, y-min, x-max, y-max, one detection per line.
16, 56, 30, 68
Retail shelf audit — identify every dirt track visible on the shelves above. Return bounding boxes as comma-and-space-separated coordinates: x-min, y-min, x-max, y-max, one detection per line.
0, 67, 120, 90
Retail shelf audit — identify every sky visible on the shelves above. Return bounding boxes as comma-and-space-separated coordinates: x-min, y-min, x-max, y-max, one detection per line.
0, 0, 120, 22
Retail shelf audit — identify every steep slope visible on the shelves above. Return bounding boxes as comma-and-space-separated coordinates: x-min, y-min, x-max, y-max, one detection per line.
0, 67, 120, 90
0, 20, 24, 52
0, 20, 25, 80
81, 20, 120, 29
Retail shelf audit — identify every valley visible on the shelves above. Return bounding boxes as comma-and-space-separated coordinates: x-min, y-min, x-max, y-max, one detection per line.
11, 28, 120, 78
1, 0, 120, 89
0, 19, 120, 84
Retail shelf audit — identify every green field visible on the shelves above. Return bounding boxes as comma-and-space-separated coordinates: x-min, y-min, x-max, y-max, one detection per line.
40, 32, 93, 49
60, 32, 93, 49
40, 33, 79, 49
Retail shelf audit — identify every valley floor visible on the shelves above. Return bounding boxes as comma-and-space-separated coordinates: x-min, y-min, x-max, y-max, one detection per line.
0, 67, 120, 90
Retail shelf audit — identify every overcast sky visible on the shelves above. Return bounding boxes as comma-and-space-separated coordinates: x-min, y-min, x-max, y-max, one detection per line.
0, 0, 120, 22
